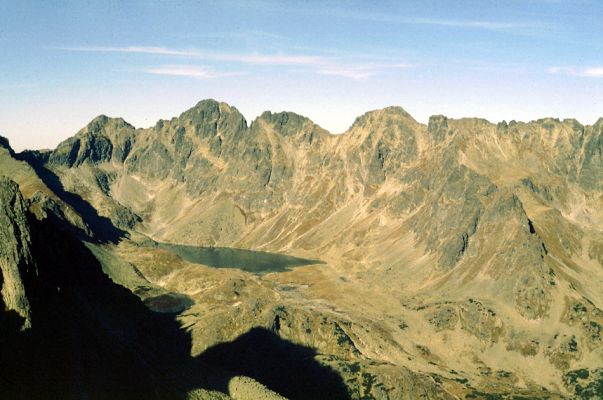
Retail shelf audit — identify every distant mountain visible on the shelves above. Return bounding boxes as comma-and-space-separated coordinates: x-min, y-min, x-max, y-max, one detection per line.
1, 100, 602, 399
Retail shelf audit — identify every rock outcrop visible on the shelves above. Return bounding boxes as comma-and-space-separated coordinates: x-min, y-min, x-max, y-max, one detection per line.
0, 177, 33, 330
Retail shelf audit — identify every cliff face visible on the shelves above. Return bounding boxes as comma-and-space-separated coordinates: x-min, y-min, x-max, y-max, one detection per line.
0, 177, 33, 330
3, 101, 603, 399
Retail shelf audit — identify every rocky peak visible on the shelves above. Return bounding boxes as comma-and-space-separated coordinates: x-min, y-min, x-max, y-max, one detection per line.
83, 115, 134, 136
350, 106, 417, 132
176, 99, 247, 141
255, 111, 328, 146
344, 107, 423, 186
48, 135, 113, 167
87, 114, 110, 130
45, 114, 136, 167
427, 115, 453, 141
178, 99, 222, 121
348, 106, 423, 149
257, 111, 309, 132
178, 99, 246, 125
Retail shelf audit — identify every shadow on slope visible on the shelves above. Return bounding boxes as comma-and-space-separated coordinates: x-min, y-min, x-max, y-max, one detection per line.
0, 215, 349, 399
0, 272, 27, 340
17, 153, 126, 243
0, 280, 28, 389
0, 216, 188, 399
198, 327, 350, 400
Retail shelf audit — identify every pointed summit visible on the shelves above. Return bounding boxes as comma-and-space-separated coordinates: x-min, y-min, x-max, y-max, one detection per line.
80, 115, 134, 136
176, 99, 248, 138
179, 99, 246, 124
347, 106, 423, 153
43, 114, 136, 167
350, 106, 418, 131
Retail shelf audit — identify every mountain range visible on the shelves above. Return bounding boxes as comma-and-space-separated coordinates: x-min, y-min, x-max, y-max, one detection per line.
1, 99, 602, 399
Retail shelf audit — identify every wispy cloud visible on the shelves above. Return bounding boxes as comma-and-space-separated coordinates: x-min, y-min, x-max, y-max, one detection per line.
414, 18, 551, 33
548, 66, 603, 77
51, 45, 415, 80
225, 3, 554, 36
50, 45, 325, 66
170, 30, 284, 42
143, 65, 245, 79
317, 62, 415, 80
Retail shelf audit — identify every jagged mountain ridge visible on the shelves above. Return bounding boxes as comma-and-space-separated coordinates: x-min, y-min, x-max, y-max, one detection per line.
2, 99, 603, 398
20, 101, 603, 309
22, 100, 603, 238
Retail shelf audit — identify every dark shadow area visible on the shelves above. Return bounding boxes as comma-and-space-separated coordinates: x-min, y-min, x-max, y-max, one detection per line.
0, 258, 28, 341
0, 305, 23, 392
0, 214, 349, 399
16, 152, 126, 243
197, 327, 351, 400
158, 243, 325, 274
0, 216, 190, 399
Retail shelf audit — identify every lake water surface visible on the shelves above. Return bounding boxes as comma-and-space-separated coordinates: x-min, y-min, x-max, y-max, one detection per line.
158, 243, 323, 274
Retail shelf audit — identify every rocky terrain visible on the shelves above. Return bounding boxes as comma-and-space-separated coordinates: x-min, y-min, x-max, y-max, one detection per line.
1, 99, 602, 399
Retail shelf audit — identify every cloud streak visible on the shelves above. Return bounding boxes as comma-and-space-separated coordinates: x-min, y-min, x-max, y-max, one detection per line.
548, 66, 603, 77
143, 65, 245, 79
51, 45, 416, 80
316, 62, 415, 80
406, 17, 551, 33
51, 45, 325, 66
342, 14, 552, 34
229, 3, 554, 35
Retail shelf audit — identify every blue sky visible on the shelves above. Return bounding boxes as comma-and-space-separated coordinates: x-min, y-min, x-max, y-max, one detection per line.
1, 0, 602, 151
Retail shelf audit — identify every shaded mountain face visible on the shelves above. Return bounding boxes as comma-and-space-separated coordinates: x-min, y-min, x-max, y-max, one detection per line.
0, 177, 33, 330
2, 100, 603, 399
0, 174, 295, 400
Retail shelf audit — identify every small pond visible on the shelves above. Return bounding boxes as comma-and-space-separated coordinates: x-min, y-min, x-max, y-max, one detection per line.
158, 243, 323, 274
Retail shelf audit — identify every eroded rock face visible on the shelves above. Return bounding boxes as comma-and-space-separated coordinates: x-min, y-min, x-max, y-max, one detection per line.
0, 177, 33, 330
46, 115, 135, 167
577, 118, 603, 191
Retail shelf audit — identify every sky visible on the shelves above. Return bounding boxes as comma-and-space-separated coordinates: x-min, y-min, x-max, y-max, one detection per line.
1, 0, 602, 151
